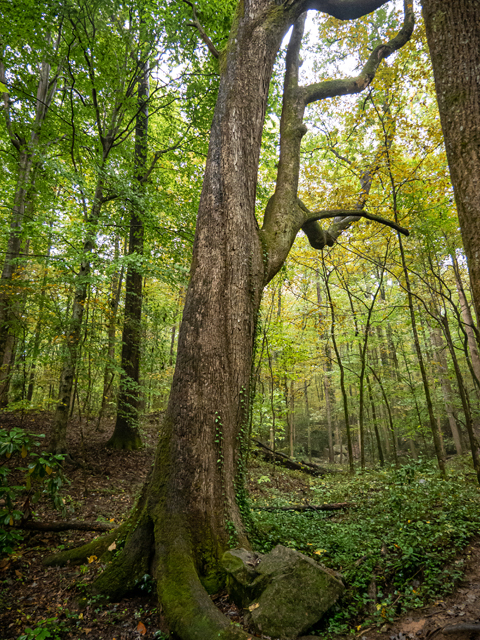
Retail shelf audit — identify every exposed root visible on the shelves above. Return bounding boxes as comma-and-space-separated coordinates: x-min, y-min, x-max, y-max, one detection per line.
17, 520, 112, 532
157, 531, 255, 640
43, 523, 125, 567
91, 516, 154, 600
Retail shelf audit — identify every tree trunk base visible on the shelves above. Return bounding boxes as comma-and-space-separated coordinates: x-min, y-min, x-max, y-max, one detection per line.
106, 430, 142, 450
43, 484, 256, 639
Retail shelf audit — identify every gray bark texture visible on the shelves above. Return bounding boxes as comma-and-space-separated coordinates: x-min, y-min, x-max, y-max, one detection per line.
46, 2, 415, 638
422, 0, 480, 317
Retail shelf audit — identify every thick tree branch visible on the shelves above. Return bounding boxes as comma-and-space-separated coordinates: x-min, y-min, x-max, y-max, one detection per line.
183, 0, 219, 59
304, 208, 409, 235
260, 3, 413, 283
302, 0, 414, 105
298, 196, 408, 250
302, 0, 391, 20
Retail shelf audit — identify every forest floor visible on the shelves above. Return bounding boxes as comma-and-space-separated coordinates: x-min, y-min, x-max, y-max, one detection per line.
1, 412, 480, 640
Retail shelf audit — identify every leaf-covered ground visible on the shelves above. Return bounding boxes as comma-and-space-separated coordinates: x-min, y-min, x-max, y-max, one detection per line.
1, 412, 480, 640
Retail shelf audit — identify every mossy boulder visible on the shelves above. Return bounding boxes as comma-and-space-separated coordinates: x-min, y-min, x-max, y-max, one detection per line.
221, 548, 266, 608
222, 544, 344, 640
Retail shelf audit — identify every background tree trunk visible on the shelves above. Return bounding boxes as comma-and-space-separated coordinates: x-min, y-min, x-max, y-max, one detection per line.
107, 59, 149, 450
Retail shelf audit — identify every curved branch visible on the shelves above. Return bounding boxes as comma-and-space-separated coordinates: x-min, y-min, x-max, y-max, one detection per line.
183, 0, 219, 59
302, 208, 410, 235
302, 0, 415, 105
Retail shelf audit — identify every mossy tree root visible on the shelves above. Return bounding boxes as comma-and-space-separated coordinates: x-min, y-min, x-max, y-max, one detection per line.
91, 516, 154, 600
43, 523, 125, 567
44, 472, 152, 572
157, 534, 254, 640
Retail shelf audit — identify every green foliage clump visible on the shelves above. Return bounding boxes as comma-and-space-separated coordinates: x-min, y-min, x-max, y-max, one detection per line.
250, 458, 480, 634
0, 427, 67, 555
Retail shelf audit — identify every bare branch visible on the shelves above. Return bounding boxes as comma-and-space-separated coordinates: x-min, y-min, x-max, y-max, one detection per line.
182, 0, 219, 59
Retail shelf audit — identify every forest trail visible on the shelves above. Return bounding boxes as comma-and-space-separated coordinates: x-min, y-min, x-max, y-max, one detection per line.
368, 540, 480, 640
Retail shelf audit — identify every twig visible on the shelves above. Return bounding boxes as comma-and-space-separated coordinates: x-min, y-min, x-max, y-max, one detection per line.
182, 0, 219, 59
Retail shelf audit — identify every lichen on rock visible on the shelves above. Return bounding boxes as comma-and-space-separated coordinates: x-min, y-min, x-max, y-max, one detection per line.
222, 544, 344, 640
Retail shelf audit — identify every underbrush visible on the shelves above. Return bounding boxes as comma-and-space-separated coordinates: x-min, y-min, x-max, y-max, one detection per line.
249, 457, 480, 635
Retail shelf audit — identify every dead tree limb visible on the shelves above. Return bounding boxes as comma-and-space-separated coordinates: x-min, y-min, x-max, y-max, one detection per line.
256, 502, 353, 512
14, 520, 114, 532
252, 439, 337, 476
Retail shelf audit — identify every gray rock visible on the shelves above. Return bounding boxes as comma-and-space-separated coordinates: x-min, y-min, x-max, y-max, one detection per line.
221, 548, 265, 608
222, 544, 344, 640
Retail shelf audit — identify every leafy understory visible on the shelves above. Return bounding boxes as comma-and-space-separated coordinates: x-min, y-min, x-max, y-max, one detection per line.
249, 457, 480, 635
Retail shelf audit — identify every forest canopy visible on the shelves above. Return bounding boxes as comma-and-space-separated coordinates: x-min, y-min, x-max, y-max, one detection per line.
1, 0, 480, 639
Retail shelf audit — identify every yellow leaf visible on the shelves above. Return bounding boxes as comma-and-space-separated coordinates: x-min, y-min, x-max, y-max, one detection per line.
45, 466, 53, 475
357, 625, 362, 631
79, 613, 83, 619
9, 517, 13, 526
108, 542, 116, 552
6, 451, 11, 459
21, 446, 27, 458
87, 555, 97, 564
248, 603, 259, 611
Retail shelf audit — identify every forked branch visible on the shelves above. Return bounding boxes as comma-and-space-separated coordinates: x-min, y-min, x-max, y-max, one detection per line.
182, 0, 219, 59
302, 0, 415, 105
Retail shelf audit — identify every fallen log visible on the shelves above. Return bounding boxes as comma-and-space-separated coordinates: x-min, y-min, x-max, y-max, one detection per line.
441, 624, 480, 635
14, 520, 114, 532
252, 440, 335, 477
256, 502, 353, 512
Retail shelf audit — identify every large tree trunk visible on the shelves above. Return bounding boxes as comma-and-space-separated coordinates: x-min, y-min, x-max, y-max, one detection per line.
46, 1, 410, 637
452, 256, 480, 388
422, 0, 480, 318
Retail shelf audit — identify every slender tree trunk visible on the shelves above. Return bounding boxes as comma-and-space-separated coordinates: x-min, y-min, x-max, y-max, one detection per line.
290, 379, 295, 457
324, 375, 334, 463
430, 325, 463, 455
304, 379, 311, 462
107, 60, 149, 450
49, 181, 104, 453
396, 221, 445, 476
370, 366, 398, 466
367, 375, 384, 466
324, 268, 354, 472
26, 237, 52, 402
169, 323, 176, 367
267, 339, 276, 451
0, 37, 60, 397
97, 238, 123, 429
440, 314, 480, 484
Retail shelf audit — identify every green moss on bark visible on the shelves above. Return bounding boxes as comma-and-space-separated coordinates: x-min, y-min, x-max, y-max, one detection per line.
43, 524, 125, 567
